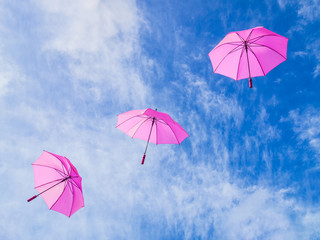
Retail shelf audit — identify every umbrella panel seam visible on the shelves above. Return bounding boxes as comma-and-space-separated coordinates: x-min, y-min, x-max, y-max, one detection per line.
69, 183, 76, 217
214, 45, 244, 74
248, 43, 287, 60
67, 180, 74, 195
236, 47, 245, 80
157, 120, 181, 144
60, 161, 69, 176
69, 178, 82, 190
32, 164, 67, 177
34, 177, 65, 189
247, 45, 266, 76
211, 41, 243, 52
45, 151, 69, 175
248, 34, 284, 44
116, 114, 149, 128
155, 120, 158, 145
235, 32, 245, 42
245, 28, 255, 42
157, 119, 188, 136
131, 116, 153, 139
49, 181, 69, 210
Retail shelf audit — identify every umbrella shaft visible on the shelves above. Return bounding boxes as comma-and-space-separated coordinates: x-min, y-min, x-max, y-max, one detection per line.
144, 118, 155, 155
245, 43, 251, 78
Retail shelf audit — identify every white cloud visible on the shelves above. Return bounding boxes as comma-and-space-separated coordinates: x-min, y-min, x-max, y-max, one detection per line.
0, 22, 25, 97
183, 67, 244, 128
217, 188, 296, 239
306, 40, 320, 79
297, 0, 320, 23
277, 0, 290, 9
314, 65, 320, 78
282, 0, 320, 79
288, 107, 320, 158
278, 0, 320, 23
293, 51, 308, 58
33, 0, 150, 107
0, 60, 18, 96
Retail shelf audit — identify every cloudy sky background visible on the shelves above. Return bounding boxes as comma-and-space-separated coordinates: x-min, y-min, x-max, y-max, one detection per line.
0, 0, 320, 239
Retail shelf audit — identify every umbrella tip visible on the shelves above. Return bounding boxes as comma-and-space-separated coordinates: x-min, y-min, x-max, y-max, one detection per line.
141, 154, 146, 164
27, 195, 38, 202
249, 77, 253, 88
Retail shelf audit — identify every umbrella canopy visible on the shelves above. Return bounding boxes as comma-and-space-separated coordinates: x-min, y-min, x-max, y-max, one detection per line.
27, 151, 84, 217
208, 26, 288, 88
116, 108, 189, 164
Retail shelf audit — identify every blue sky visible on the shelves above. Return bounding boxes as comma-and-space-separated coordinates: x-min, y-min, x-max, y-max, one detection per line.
0, 0, 320, 239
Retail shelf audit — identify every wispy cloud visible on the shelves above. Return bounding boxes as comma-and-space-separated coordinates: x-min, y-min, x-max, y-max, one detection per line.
33, 0, 150, 107
288, 107, 320, 159
278, 0, 320, 23
281, 0, 320, 79
1, 0, 320, 239
297, 0, 320, 23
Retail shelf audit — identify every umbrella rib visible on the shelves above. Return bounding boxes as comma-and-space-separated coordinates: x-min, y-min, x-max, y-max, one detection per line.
248, 34, 279, 43
69, 178, 81, 190
248, 43, 287, 60
56, 169, 67, 178
228, 45, 244, 54
32, 164, 67, 177
50, 181, 68, 210
247, 46, 266, 76
34, 178, 65, 189
166, 122, 181, 144
131, 116, 153, 139
46, 151, 69, 176
235, 32, 245, 42
236, 47, 245, 80
245, 28, 255, 41
116, 114, 148, 128
214, 45, 243, 73
158, 119, 188, 136
152, 120, 180, 144
67, 180, 73, 194
65, 159, 73, 176
60, 161, 69, 176
155, 120, 179, 144
69, 183, 75, 217
155, 120, 158, 145
211, 41, 243, 51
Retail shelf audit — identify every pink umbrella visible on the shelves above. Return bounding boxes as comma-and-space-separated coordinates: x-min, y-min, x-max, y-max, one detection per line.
27, 151, 84, 217
208, 26, 288, 88
116, 108, 189, 164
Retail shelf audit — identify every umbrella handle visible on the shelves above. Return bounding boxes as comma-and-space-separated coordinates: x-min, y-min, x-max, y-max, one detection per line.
249, 77, 252, 88
141, 154, 146, 165
27, 195, 38, 202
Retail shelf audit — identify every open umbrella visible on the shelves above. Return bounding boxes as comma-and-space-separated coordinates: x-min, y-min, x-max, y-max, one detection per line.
27, 151, 84, 217
116, 108, 189, 164
208, 26, 288, 88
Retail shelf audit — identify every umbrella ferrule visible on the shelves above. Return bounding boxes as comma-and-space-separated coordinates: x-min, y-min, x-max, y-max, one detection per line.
62, 176, 71, 182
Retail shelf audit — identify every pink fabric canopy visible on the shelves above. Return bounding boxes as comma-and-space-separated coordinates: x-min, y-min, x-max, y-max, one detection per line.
28, 151, 84, 217
116, 108, 189, 164
116, 108, 189, 145
208, 26, 288, 87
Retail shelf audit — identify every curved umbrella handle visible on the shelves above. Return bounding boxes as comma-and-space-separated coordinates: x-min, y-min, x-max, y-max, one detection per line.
141, 154, 146, 165
27, 195, 38, 202
249, 77, 252, 88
